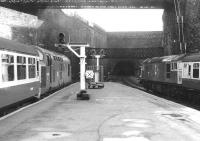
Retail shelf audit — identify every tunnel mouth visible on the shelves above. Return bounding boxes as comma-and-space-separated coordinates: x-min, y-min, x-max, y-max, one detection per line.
112, 61, 135, 76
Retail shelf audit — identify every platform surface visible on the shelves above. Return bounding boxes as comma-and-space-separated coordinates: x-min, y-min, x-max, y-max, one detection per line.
1, 82, 200, 141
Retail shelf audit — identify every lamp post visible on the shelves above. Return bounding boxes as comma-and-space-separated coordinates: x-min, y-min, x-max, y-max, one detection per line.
88, 49, 105, 89
94, 55, 101, 83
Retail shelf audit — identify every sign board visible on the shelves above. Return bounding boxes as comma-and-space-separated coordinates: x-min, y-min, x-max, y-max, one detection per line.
85, 70, 94, 79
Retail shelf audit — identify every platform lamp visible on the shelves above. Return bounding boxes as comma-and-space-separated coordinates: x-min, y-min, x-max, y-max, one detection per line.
55, 33, 90, 100
91, 49, 105, 83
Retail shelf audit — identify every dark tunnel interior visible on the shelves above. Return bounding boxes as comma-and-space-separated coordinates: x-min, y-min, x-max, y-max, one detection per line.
112, 61, 135, 76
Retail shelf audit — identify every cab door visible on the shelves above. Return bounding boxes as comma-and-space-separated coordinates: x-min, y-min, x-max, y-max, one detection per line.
177, 62, 183, 84
47, 55, 52, 84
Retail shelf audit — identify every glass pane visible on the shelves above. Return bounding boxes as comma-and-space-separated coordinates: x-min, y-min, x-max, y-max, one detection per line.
17, 65, 26, 80
28, 58, 32, 64
29, 65, 36, 78
2, 54, 14, 63
166, 64, 170, 72
174, 63, 177, 69
2, 64, 14, 82
17, 56, 22, 63
193, 69, 199, 78
193, 63, 199, 69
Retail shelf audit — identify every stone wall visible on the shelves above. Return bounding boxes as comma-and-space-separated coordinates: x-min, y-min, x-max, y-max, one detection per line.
184, 0, 200, 52
36, 9, 107, 50
0, 7, 42, 45
107, 31, 162, 49
162, 6, 178, 55
36, 9, 107, 80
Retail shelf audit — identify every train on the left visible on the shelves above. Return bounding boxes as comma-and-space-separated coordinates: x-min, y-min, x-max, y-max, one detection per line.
0, 37, 71, 110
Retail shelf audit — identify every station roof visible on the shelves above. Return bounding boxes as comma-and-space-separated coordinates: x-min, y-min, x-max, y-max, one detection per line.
0, 37, 38, 56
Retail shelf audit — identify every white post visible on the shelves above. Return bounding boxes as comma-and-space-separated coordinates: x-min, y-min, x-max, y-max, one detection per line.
80, 46, 86, 91
95, 55, 100, 82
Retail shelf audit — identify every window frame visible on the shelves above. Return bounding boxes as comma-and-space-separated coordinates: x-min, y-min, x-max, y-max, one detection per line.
28, 57, 37, 79
171, 62, 178, 71
17, 55, 27, 80
1, 54, 15, 82
0, 50, 40, 88
192, 62, 200, 79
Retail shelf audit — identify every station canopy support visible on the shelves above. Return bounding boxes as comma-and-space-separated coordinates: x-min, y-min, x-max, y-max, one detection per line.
56, 42, 90, 100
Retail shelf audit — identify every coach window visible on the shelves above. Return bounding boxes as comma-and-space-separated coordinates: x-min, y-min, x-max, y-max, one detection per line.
1, 54, 14, 82
17, 56, 26, 80
166, 63, 171, 78
193, 63, 199, 78
37, 60, 39, 76
28, 58, 36, 78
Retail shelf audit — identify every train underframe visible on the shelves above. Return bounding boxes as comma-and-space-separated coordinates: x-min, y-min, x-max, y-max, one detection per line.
141, 80, 200, 105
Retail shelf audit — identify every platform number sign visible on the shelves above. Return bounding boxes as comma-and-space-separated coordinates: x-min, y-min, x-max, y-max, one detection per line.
85, 70, 94, 79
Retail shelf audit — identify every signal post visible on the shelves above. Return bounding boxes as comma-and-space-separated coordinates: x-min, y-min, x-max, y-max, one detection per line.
56, 33, 90, 100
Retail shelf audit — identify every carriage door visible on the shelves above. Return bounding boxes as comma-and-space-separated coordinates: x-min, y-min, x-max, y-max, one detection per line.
177, 62, 183, 84
47, 55, 52, 83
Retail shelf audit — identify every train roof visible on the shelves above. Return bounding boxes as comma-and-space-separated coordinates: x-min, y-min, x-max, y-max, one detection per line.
162, 54, 185, 62
144, 54, 185, 64
0, 37, 38, 56
36, 46, 70, 62
182, 53, 200, 62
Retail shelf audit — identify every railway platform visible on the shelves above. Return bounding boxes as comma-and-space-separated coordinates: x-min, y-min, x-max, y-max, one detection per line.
1, 82, 200, 141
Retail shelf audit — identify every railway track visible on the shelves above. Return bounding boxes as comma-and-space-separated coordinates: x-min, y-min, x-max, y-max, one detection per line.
119, 76, 200, 111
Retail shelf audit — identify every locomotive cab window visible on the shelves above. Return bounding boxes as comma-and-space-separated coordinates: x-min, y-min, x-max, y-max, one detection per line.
1, 54, 14, 82
171, 62, 177, 71
17, 56, 26, 80
193, 63, 199, 79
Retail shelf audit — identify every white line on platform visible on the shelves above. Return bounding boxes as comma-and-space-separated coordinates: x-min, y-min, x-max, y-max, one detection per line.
0, 83, 77, 121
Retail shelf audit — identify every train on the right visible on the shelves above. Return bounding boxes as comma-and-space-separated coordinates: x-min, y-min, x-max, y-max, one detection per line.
140, 52, 200, 103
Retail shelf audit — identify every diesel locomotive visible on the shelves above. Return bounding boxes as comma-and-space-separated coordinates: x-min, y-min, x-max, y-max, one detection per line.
140, 52, 200, 102
0, 37, 71, 109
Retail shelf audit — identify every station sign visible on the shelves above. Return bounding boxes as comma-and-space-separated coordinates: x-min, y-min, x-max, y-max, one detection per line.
85, 70, 94, 79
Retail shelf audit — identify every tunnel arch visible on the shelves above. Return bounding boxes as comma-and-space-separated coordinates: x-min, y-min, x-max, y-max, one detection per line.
112, 61, 135, 76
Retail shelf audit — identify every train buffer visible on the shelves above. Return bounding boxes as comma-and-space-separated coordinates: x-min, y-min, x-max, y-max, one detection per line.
88, 82, 104, 89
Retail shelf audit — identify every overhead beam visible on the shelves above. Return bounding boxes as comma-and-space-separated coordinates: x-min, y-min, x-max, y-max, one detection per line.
0, 0, 173, 9
86, 47, 164, 59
